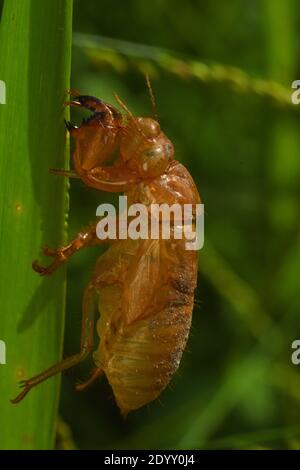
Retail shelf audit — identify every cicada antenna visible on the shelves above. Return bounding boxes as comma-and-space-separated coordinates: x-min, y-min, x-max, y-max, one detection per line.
114, 93, 136, 121
145, 73, 159, 122
114, 93, 146, 138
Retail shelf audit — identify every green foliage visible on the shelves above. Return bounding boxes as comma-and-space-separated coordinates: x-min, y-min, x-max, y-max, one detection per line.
1, 0, 300, 451
0, 0, 72, 449
58, 0, 300, 450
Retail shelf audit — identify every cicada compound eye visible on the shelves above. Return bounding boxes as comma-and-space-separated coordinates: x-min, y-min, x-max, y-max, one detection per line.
136, 117, 161, 138
140, 141, 174, 177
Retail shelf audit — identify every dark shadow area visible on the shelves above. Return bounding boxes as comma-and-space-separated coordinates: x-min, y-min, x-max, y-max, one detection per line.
17, 273, 64, 332
0, 0, 4, 23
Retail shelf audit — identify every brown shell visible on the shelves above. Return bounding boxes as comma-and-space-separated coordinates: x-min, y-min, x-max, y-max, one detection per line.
93, 161, 200, 415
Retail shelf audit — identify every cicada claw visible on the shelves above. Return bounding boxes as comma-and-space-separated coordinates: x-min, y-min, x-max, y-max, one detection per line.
11, 380, 32, 404
64, 119, 77, 131
42, 246, 58, 257
32, 248, 66, 276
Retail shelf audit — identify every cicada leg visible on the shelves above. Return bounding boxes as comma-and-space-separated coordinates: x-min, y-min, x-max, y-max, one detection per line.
11, 281, 97, 404
75, 367, 103, 392
33, 220, 105, 276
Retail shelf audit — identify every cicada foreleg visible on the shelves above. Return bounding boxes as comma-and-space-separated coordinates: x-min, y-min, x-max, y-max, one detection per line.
33, 220, 107, 276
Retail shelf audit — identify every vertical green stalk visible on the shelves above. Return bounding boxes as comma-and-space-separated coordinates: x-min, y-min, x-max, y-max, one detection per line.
263, 0, 300, 237
0, 0, 72, 449
263, 0, 300, 431
262, 2, 300, 298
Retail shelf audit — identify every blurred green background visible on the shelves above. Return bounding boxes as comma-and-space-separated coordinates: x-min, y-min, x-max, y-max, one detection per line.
57, 0, 300, 449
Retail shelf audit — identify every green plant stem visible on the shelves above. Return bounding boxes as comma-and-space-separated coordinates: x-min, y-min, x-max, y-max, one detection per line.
0, 0, 72, 449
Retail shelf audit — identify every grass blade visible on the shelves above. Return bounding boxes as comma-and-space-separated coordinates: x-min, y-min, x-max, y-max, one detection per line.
0, 0, 72, 450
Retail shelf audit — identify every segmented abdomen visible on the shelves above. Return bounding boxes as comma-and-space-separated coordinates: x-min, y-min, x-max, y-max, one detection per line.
97, 297, 194, 416
93, 237, 198, 415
